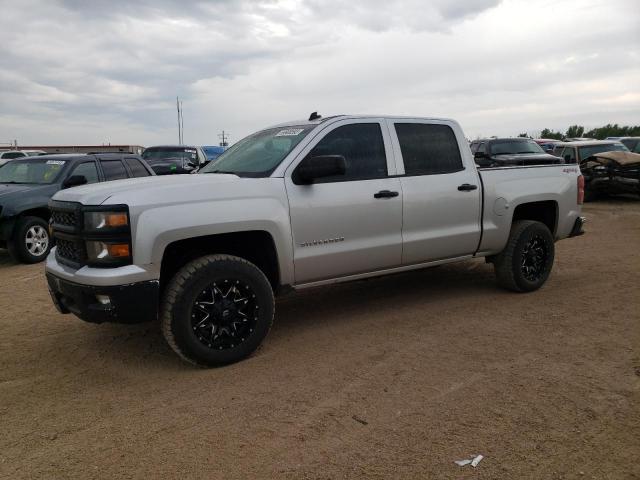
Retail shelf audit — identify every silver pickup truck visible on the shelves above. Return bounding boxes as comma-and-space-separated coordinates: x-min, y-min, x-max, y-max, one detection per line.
45, 115, 586, 366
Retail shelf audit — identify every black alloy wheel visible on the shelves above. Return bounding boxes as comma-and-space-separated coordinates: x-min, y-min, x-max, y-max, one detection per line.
190, 279, 259, 350
520, 234, 549, 282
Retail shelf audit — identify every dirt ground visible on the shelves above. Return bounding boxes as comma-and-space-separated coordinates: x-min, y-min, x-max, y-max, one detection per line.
1, 200, 639, 480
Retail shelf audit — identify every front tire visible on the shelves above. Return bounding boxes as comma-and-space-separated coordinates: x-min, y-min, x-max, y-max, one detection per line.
493, 220, 555, 292
8, 216, 51, 264
161, 254, 275, 367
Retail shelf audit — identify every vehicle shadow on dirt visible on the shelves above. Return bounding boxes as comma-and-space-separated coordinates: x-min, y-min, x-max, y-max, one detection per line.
0, 249, 19, 266
66, 260, 499, 369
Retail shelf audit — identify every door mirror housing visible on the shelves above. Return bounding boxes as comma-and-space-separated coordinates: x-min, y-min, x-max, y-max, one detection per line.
63, 175, 88, 189
293, 155, 346, 185
474, 151, 487, 159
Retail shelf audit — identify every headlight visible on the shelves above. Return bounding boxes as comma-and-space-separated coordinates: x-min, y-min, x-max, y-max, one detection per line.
84, 211, 129, 230
83, 207, 132, 266
86, 241, 131, 264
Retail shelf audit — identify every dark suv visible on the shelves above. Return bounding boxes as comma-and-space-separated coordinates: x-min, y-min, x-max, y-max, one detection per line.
469, 138, 562, 167
141, 145, 209, 175
0, 153, 154, 264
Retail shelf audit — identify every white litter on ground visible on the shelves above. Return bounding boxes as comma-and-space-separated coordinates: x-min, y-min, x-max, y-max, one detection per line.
455, 454, 484, 467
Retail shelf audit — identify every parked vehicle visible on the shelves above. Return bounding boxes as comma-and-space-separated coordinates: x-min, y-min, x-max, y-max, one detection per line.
618, 137, 640, 153
469, 138, 562, 167
202, 145, 226, 162
580, 150, 640, 200
46, 114, 585, 366
554, 140, 629, 164
23, 150, 48, 156
141, 145, 208, 175
0, 153, 154, 263
534, 139, 563, 154
0, 150, 28, 166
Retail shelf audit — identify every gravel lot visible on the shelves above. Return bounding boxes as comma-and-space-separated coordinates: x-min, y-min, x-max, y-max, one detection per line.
1, 200, 639, 480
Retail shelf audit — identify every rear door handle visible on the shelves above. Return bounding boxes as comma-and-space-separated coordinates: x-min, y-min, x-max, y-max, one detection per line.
457, 184, 478, 191
374, 190, 399, 199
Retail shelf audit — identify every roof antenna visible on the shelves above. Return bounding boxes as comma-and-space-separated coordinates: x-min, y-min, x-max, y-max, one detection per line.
308, 111, 321, 121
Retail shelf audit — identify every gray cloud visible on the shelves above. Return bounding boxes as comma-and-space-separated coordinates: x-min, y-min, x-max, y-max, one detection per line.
0, 0, 638, 146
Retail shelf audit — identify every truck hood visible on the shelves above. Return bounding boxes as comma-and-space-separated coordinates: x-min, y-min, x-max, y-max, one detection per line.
0, 183, 59, 217
490, 153, 561, 165
0, 183, 56, 200
51, 173, 242, 205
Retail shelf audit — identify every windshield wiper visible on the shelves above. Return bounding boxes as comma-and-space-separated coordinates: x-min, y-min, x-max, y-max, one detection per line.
0, 181, 26, 184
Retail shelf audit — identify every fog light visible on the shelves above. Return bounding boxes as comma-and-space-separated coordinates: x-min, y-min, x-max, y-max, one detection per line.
96, 294, 111, 305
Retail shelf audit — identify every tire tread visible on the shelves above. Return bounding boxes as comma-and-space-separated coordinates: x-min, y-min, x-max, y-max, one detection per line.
493, 220, 541, 292
161, 254, 274, 367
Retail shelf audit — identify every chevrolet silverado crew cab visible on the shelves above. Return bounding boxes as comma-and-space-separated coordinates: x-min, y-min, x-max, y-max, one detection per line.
45, 114, 586, 367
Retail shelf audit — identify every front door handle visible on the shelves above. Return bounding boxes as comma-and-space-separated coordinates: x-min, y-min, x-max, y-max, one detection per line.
457, 184, 478, 191
374, 190, 399, 199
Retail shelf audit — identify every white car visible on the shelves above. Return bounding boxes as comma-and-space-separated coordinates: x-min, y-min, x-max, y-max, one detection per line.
0, 150, 29, 167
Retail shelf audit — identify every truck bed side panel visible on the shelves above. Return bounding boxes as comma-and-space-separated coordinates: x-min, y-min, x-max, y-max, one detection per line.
478, 165, 581, 255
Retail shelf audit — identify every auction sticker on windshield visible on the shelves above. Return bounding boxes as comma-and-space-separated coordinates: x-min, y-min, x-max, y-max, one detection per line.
275, 129, 304, 137
46, 160, 66, 165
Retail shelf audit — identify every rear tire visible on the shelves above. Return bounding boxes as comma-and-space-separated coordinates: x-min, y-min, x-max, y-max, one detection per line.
161, 254, 274, 367
8, 216, 51, 264
493, 220, 555, 292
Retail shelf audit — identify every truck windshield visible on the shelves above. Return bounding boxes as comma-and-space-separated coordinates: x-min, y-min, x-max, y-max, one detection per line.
490, 140, 545, 155
0, 158, 66, 184
199, 125, 316, 177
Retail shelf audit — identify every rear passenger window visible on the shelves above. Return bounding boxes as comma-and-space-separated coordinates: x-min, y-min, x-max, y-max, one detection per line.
100, 160, 128, 180
125, 158, 150, 177
308, 123, 387, 182
395, 123, 463, 175
70, 162, 99, 184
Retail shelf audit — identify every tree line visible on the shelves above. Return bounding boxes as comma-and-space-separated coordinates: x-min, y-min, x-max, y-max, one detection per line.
517, 124, 640, 140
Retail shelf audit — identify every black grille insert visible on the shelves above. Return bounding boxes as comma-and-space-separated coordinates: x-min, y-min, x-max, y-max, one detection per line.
51, 210, 79, 229
55, 238, 86, 265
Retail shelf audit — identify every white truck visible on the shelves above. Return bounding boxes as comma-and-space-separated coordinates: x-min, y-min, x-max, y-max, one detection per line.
45, 114, 586, 366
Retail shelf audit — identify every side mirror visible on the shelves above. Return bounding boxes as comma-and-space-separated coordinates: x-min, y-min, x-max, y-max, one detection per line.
564, 155, 571, 163
293, 155, 346, 185
474, 151, 487, 159
63, 175, 88, 189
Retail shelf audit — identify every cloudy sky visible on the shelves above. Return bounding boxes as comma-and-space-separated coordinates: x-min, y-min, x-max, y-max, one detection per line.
0, 0, 638, 147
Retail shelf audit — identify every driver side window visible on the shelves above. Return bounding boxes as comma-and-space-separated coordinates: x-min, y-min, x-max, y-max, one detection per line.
308, 123, 387, 183
69, 162, 100, 184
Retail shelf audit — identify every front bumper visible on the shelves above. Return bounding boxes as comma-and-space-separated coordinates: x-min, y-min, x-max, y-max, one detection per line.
47, 273, 159, 324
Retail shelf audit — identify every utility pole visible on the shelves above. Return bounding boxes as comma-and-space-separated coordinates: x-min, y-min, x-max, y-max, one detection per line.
218, 131, 230, 148
176, 97, 184, 145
